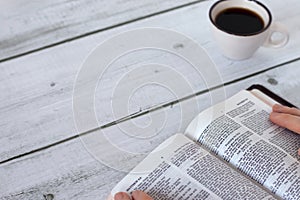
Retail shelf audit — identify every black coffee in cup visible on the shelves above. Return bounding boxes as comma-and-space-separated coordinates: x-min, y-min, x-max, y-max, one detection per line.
215, 8, 264, 35
209, 0, 288, 60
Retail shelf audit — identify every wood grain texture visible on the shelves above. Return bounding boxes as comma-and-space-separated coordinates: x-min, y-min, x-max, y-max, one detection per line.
1, 60, 300, 200
0, 0, 200, 61
1, 0, 300, 163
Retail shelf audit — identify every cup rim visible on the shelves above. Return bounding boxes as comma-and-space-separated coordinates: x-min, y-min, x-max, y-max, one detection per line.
209, 0, 272, 36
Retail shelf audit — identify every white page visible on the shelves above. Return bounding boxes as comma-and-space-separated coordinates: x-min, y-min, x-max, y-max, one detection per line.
185, 90, 300, 199
111, 134, 275, 200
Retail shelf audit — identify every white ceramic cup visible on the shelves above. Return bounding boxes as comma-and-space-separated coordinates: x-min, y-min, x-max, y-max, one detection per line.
209, 0, 289, 60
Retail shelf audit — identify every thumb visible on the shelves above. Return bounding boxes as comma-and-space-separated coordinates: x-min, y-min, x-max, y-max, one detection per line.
270, 112, 300, 134
132, 191, 153, 200
114, 192, 131, 200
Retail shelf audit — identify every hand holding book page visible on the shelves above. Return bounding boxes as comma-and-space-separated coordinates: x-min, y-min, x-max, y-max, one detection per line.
111, 104, 300, 200
270, 104, 300, 155
185, 90, 300, 199
110, 89, 300, 200
111, 103, 300, 200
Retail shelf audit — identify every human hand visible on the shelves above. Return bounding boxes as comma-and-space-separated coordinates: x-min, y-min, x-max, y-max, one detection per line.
270, 104, 300, 155
114, 190, 153, 200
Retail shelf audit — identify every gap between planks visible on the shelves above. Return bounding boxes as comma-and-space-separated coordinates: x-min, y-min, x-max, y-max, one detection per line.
1, 56, 299, 166
1, 60, 300, 199
0, 0, 206, 64
1, 0, 299, 168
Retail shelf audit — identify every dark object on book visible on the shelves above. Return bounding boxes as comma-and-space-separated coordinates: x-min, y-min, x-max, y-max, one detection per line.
247, 84, 297, 108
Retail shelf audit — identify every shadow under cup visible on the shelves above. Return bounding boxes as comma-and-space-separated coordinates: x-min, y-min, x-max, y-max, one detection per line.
209, 0, 273, 60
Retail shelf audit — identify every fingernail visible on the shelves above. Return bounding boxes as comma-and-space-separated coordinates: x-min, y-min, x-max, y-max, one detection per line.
270, 112, 279, 117
270, 112, 280, 121
273, 104, 284, 112
132, 191, 140, 195
114, 192, 126, 200
132, 191, 142, 198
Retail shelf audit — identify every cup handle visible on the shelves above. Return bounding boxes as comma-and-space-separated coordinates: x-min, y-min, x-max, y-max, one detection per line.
263, 22, 289, 48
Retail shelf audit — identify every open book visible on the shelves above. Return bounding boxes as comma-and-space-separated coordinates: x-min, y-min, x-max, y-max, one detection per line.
111, 85, 300, 200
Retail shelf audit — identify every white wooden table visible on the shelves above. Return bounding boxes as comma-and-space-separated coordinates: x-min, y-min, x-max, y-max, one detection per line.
1, 0, 300, 199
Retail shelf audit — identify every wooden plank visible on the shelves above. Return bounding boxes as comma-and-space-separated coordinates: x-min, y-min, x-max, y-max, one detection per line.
1, 60, 300, 199
0, 0, 200, 61
1, 0, 300, 163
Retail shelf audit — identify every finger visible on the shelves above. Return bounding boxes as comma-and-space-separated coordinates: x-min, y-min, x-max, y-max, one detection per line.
298, 148, 300, 156
270, 112, 300, 134
114, 192, 132, 200
272, 104, 300, 116
132, 191, 153, 200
